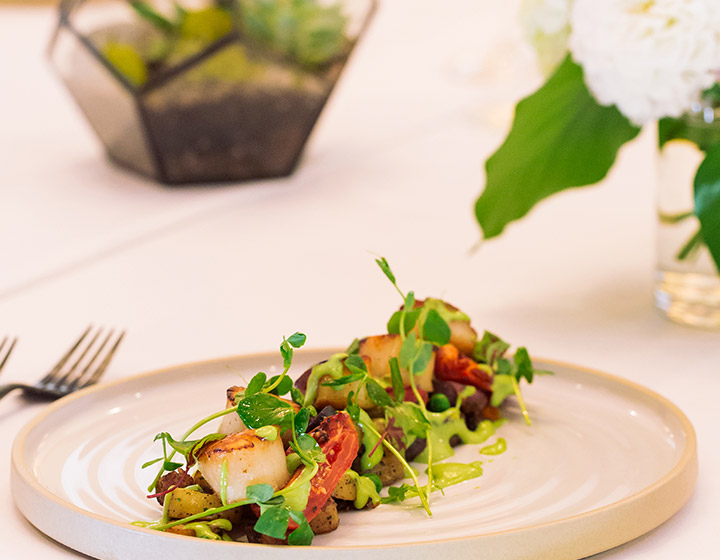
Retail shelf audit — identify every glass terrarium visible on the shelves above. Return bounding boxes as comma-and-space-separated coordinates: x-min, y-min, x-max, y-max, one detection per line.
49, 0, 375, 184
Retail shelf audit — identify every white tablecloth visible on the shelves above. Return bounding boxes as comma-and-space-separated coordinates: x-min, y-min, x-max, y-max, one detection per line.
1, 1, 718, 559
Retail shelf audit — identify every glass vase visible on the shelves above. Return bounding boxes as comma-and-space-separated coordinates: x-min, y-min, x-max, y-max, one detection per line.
655, 105, 720, 328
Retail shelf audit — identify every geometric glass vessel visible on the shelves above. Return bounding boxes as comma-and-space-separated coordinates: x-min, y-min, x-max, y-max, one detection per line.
49, 0, 375, 184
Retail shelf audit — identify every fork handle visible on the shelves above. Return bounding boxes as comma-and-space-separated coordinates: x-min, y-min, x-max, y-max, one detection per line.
0, 383, 25, 401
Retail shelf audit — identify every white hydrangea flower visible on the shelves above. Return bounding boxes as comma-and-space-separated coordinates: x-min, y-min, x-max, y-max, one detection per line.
569, 0, 720, 125
519, 0, 574, 76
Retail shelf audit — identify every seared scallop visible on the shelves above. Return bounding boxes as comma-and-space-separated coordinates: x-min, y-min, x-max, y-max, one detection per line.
196, 428, 290, 503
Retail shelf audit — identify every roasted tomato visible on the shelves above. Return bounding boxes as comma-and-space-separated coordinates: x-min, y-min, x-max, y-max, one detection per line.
293, 410, 359, 523
252, 411, 359, 527
434, 344, 493, 393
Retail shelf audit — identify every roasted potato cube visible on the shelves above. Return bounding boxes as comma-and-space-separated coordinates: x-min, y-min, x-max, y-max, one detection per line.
368, 451, 405, 486
166, 487, 223, 519
331, 471, 357, 501
309, 498, 339, 535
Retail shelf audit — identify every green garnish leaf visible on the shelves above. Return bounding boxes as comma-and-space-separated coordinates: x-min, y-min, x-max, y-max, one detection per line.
321, 373, 364, 388
157, 432, 225, 467
290, 386, 304, 406
389, 357, 405, 403
141, 457, 163, 469
398, 332, 418, 370
294, 408, 310, 434
513, 347, 535, 383
473, 331, 510, 366
387, 402, 429, 439
421, 308, 451, 346
404, 291, 416, 311
287, 332, 307, 348
346, 391, 360, 422
490, 374, 515, 407
375, 257, 396, 285
387, 309, 420, 335
246, 483, 275, 504
412, 341, 434, 374
246, 372, 267, 396
366, 379, 394, 408
236, 393, 294, 431
287, 511, 314, 546
345, 338, 360, 355
163, 460, 184, 471
344, 354, 368, 376
266, 374, 293, 396
254, 506, 290, 539
381, 484, 413, 504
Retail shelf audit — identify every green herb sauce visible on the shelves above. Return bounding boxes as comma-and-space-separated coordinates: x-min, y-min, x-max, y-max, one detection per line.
303, 353, 347, 406
430, 461, 484, 489
423, 298, 471, 323
356, 409, 384, 470
345, 470, 381, 509
415, 410, 498, 463
479, 437, 507, 455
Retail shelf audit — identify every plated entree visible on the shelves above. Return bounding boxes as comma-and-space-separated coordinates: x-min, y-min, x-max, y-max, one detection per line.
135, 259, 551, 544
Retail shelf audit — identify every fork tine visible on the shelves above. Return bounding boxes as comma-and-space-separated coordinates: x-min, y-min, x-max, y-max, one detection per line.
0, 336, 17, 375
81, 330, 125, 388
58, 328, 105, 388
38, 325, 92, 385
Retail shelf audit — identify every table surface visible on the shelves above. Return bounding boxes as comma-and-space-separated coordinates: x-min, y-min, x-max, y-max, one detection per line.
1, 1, 718, 559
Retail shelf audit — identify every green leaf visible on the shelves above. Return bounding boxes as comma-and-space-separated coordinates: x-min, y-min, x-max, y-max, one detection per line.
287, 332, 307, 348
266, 374, 293, 396
387, 309, 420, 335
365, 473, 383, 493
236, 393, 294, 431
254, 506, 290, 539
412, 342, 434, 374
280, 341, 293, 369
404, 291, 416, 312
245, 483, 275, 504
294, 408, 310, 434
287, 512, 314, 546
366, 379, 394, 408
141, 457, 163, 469
491, 374, 516, 407
246, 372, 267, 397
659, 116, 720, 151
694, 142, 720, 272
475, 56, 640, 239
387, 402, 429, 439
321, 373, 365, 388
344, 354, 368, 376
398, 332, 418, 370
158, 432, 225, 467
163, 460, 184, 471
375, 257, 396, 285
290, 386, 304, 406
389, 357, 405, 403
474, 331, 509, 366
420, 308, 451, 346
513, 347, 535, 383
345, 338, 360, 355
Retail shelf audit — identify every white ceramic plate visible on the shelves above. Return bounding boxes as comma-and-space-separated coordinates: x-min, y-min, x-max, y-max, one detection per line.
11, 351, 697, 560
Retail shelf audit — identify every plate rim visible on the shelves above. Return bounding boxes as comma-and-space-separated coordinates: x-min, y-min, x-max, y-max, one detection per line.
10, 350, 699, 558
